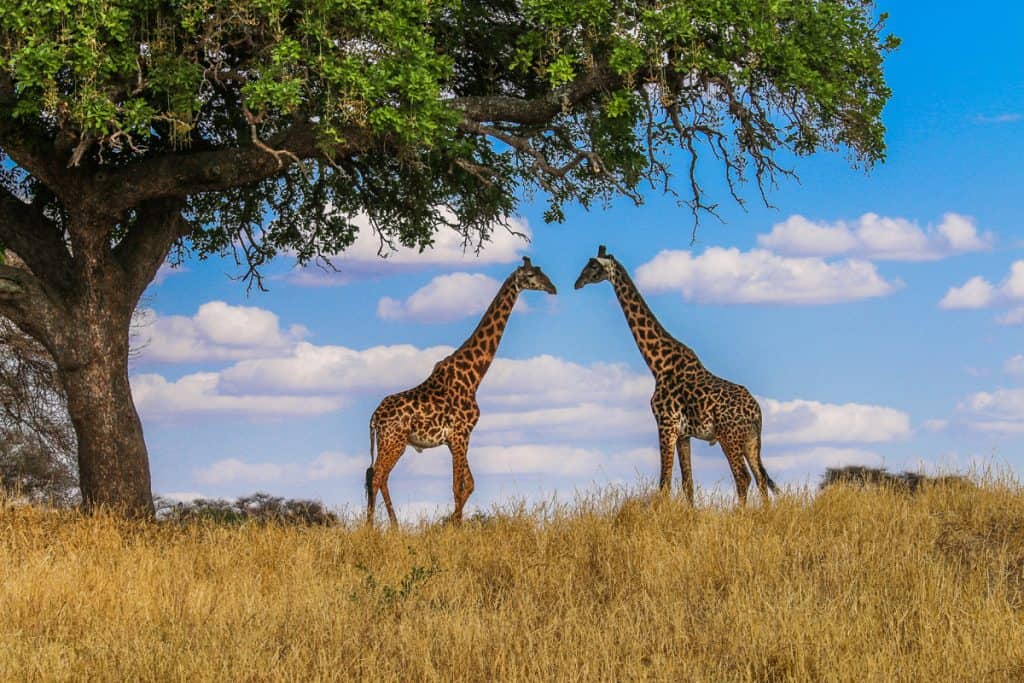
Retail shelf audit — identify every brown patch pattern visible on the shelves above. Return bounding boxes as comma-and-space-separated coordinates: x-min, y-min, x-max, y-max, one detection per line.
575, 246, 777, 505
366, 258, 556, 526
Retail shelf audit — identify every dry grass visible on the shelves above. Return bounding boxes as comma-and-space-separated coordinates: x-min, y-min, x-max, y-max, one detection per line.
2, 477, 1023, 682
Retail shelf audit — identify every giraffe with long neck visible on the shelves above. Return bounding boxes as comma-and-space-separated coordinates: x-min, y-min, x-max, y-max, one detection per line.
366, 257, 557, 526
575, 245, 777, 505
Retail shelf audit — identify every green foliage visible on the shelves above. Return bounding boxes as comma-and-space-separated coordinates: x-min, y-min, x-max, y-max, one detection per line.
1, 0, 898, 277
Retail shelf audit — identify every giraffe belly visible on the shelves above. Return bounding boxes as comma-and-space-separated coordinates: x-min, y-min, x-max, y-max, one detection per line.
677, 416, 716, 443
408, 431, 446, 452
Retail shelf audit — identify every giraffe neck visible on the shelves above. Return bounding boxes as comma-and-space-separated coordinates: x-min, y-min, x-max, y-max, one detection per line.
607, 259, 691, 374
452, 274, 522, 390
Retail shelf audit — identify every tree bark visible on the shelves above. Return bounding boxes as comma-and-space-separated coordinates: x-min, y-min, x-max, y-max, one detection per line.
59, 303, 154, 517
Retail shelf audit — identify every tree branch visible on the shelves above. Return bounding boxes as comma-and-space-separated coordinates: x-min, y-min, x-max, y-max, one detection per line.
0, 187, 73, 294
0, 261, 66, 357
0, 74, 69, 195
100, 122, 373, 211
452, 64, 621, 124
112, 199, 191, 299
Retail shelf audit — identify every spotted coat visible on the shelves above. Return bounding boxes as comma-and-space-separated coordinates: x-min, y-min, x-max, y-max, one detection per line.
366, 258, 557, 526
575, 246, 778, 505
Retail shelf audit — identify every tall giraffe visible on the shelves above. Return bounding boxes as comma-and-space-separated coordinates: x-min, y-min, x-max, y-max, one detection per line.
574, 245, 777, 505
366, 257, 557, 526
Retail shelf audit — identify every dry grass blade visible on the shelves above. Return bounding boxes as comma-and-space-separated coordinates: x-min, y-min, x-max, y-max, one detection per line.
0, 477, 1022, 681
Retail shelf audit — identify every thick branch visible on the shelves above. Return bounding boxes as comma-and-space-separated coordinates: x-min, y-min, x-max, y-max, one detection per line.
113, 199, 190, 299
0, 261, 65, 356
0, 75, 68, 193
0, 187, 72, 292
453, 64, 621, 125
101, 122, 373, 211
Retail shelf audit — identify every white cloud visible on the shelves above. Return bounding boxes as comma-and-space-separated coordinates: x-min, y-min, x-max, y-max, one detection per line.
758, 213, 992, 261
131, 372, 342, 419
974, 113, 1022, 124
760, 397, 912, 444
195, 451, 365, 485
135, 302, 309, 364
939, 276, 997, 309
480, 356, 652, 409
958, 388, 1024, 433
1004, 355, 1024, 375
939, 261, 1024, 318
634, 247, 897, 305
286, 212, 530, 285
922, 419, 949, 432
763, 447, 883, 471
217, 343, 453, 396
157, 491, 205, 503
996, 307, 1024, 326
377, 272, 528, 323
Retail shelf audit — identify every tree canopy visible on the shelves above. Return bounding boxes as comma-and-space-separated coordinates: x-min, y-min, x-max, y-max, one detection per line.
2, 0, 897, 278
0, 0, 897, 513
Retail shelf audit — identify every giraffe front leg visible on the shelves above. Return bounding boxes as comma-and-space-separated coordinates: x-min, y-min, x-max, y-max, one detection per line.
657, 423, 678, 492
447, 431, 474, 524
676, 436, 694, 504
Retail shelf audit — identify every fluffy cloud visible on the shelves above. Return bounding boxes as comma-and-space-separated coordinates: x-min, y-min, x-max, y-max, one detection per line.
760, 398, 912, 444
135, 302, 309, 364
634, 247, 897, 305
958, 388, 1024, 433
195, 451, 365, 484
131, 372, 342, 419
763, 447, 883, 471
758, 213, 992, 261
939, 260, 1024, 320
217, 343, 453, 396
939, 276, 997, 309
1004, 355, 1024, 375
378, 272, 528, 323
286, 212, 530, 286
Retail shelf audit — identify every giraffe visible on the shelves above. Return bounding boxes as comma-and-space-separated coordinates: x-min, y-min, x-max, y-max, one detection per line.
574, 245, 777, 505
366, 257, 557, 526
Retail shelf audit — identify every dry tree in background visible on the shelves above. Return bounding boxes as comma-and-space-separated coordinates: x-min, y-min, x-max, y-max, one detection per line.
0, 315, 79, 505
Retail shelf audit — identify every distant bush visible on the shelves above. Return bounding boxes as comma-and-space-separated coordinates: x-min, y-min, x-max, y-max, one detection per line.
820, 465, 973, 493
155, 492, 337, 526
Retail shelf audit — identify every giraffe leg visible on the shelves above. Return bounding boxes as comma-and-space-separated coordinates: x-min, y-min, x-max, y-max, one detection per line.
742, 427, 778, 504
369, 433, 406, 528
447, 431, 474, 523
718, 431, 752, 506
657, 423, 678, 492
676, 436, 694, 504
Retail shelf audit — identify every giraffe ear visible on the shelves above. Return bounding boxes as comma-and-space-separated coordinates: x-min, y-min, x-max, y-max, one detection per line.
522, 256, 532, 267
597, 245, 607, 257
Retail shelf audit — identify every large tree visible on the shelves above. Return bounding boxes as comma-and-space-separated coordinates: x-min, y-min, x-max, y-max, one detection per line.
0, 0, 897, 515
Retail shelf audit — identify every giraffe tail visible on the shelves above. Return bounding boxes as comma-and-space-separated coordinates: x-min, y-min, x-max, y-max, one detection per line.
754, 428, 779, 494
366, 413, 377, 510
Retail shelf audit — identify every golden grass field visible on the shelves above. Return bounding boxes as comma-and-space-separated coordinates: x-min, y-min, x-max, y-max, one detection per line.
1, 478, 1023, 682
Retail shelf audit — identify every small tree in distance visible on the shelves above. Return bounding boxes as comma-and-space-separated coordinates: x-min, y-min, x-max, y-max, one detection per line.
0, 0, 898, 515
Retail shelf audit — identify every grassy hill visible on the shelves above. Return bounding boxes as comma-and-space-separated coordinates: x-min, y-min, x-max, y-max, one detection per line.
1, 478, 1022, 681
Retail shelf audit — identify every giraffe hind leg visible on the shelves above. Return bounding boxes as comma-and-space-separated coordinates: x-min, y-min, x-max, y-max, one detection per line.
718, 431, 752, 506
743, 428, 777, 503
369, 434, 406, 528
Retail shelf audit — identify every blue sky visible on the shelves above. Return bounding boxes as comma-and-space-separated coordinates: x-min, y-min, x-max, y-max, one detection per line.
132, 2, 1024, 519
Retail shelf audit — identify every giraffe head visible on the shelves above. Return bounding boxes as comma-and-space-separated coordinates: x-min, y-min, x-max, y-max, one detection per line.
514, 256, 557, 295
573, 245, 616, 289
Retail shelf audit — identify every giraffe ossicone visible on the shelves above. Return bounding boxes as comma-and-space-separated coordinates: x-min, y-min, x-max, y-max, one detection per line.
575, 244, 778, 505
365, 258, 557, 527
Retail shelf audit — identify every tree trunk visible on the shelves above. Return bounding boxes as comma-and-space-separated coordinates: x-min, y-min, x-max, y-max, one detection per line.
60, 302, 154, 517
